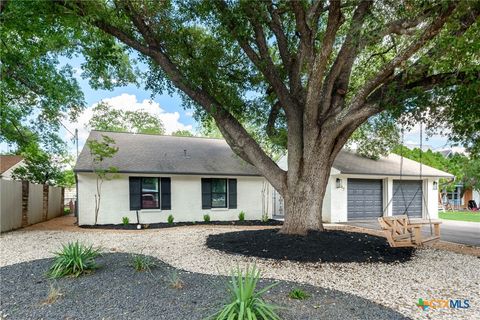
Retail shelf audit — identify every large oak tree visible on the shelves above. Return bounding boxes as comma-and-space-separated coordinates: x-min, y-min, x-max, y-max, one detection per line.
4, 0, 479, 234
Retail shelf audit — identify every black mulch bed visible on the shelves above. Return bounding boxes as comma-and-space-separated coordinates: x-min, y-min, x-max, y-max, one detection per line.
206, 228, 415, 263
0, 254, 408, 320
81, 219, 283, 230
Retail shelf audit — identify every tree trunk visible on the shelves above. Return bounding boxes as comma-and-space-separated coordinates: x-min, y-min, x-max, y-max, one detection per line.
280, 162, 331, 235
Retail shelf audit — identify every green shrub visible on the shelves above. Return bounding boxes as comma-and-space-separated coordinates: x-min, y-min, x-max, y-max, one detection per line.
63, 208, 71, 215
167, 214, 174, 225
238, 211, 245, 221
122, 216, 130, 225
288, 288, 310, 300
210, 265, 280, 320
203, 214, 211, 222
131, 254, 155, 272
261, 214, 269, 223
47, 241, 100, 279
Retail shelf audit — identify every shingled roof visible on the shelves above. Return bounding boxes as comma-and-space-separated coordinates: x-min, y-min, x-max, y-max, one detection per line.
0, 155, 24, 174
74, 131, 261, 176
75, 131, 453, 179
333, 150, 453, 178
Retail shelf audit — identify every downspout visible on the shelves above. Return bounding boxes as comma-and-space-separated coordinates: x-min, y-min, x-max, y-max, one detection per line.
75, 173, 79, 223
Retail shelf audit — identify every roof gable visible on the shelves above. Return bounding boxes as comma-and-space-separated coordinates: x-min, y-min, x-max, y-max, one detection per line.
0, 155, 24, 174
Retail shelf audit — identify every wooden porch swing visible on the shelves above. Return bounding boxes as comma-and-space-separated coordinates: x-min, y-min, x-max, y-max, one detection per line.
378, 124, 441, 248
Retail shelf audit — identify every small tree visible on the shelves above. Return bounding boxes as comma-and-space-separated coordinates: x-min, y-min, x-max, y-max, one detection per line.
87, 134, 118, 225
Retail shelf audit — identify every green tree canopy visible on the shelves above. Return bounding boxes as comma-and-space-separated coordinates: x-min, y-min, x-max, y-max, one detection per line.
172, 129, 193, 137
87, 102, 165, 134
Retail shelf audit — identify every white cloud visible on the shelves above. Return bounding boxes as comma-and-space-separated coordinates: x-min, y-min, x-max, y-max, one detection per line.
64, 93, 193, 150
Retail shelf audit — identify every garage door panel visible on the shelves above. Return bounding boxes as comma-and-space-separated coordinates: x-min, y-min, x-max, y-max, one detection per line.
347, 179, 383, 219
393, 180, 422, 218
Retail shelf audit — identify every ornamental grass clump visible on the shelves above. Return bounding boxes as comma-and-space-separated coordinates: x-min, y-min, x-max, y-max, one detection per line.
211, 265, 281, 320
288, 288, 310, 300
47, 241, 100, 279
131, 254, 155, 272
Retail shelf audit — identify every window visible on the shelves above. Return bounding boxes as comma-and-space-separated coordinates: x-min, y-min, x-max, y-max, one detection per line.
211, 179, 227, 208
141, 178, 159, 209
201, 178, 237, 209
129, 177, 171, 210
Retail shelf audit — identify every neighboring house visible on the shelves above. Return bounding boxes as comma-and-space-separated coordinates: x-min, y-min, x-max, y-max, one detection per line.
271, 152, 453, 222
74, 131, 266, 225
0, 155, 25, 180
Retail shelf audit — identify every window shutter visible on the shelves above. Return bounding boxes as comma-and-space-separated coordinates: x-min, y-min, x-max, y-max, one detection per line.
228, 179, 237, 209
129, 177, 141, 210
160, 178, 171, 210
201, 178, 212, 209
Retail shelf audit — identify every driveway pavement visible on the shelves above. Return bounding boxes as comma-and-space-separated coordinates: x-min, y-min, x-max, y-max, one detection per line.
342, 219, 480, 247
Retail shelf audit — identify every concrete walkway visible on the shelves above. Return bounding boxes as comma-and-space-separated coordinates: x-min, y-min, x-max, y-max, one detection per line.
342, 219, 479, 247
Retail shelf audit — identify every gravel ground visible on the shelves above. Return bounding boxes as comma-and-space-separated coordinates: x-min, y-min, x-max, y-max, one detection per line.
0, 225, 478, 320
0, 253, 407, 320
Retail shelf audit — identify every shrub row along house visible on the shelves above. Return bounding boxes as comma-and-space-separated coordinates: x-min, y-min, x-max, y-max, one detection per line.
74, 131, 452, 225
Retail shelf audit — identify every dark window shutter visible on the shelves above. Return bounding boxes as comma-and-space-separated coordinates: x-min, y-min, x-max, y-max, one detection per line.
129, 177, 141, 210
201, 178, 212, 209
160, 177, 171, 210
228, 179, 237, 209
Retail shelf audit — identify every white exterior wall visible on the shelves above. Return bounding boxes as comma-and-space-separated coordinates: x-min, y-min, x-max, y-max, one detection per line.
326, 175, 440, 222
77, 173, 265, 225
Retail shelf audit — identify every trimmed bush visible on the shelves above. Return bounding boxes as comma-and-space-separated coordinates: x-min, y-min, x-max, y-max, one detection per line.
238, 211, 245, 221
47, 241, 100, 279
122, 216, 130, 225
167, 214, 174, 225
203, 214, 211, 222
210, 265, 280, 320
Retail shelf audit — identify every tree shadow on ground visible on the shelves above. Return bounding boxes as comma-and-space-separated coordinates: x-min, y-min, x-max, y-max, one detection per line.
206, 228, 415, 263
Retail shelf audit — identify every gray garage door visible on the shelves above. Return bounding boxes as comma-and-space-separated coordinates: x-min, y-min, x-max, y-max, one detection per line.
392, 180, 423, 218
347, 179, 383, 219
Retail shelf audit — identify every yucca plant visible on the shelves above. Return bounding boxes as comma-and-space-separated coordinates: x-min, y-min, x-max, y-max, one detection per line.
47, 241, 100, 279
210, 265, 281, 320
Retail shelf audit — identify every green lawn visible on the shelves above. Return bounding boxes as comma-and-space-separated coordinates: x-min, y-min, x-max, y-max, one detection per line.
439, 211, 480, 222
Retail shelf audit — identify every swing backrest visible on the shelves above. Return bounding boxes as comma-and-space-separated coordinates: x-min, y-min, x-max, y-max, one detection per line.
378, 215, 410, 235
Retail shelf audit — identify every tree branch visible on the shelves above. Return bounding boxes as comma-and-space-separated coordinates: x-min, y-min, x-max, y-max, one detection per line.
350, 2, 458, 110
56, 0, 288, 192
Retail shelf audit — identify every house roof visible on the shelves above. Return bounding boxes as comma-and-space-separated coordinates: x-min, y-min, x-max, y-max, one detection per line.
74, 131, 261, 176
333, 150, 454, 178
0, 155, 24, 174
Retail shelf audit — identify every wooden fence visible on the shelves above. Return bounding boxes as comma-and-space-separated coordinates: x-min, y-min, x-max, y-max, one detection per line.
0, 179, 64, 232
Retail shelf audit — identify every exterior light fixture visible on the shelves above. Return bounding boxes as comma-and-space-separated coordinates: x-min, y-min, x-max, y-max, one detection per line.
433, 181, 438, 190
336, 178, 343, 189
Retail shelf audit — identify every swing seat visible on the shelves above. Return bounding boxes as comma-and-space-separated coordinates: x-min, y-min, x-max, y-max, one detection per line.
378, 215, 441, 248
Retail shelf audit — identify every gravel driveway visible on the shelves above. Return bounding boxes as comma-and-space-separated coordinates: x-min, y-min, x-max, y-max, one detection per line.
1, 224, 478, 320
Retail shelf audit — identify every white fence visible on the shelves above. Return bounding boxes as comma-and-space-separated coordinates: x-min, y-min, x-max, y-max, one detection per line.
0, 179, 64, 232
